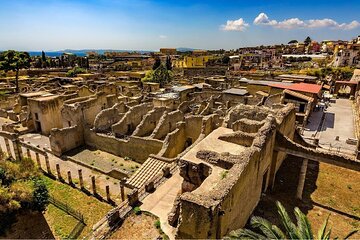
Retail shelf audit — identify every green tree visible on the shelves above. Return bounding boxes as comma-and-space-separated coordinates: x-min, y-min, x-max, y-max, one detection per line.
32, 178, 49, 212
41, 51, 47, 68
166, 56, 172, 70
66, 66, 86, 77
152, 64, 172, 87
152, 57, 161, 70
226, 201, 357, 240
304, 36, 312, 46
0, 50, 31, 93
288, 40, 298, 44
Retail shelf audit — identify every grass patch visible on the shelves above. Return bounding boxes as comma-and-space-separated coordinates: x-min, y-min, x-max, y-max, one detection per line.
42, 175, 112, 238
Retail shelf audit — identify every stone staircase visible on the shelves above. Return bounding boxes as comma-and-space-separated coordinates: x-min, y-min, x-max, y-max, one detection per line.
126, 156, 170, 188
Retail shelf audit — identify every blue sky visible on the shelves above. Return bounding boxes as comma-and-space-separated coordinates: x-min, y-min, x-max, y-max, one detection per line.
0, 0, 359, 51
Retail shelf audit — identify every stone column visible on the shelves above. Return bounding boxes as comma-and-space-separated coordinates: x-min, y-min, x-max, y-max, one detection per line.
56, 164, 62, 180
78, 169, 84, 189
106, 185, 111, 202
120, 179, 126, 201
67, 171, 73, 185
12, 140, 20, 160
296, 159, 308, 200
4, 138, 11, 157
45, 155, 51, 173
26, 148, 31, 159
91, 176, 97, 195
35, 153, 41, 169
127, 189, 139, 207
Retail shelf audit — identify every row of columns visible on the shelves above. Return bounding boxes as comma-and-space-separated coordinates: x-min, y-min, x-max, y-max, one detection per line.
1, 136, 128, 203
54, 163, 126, 203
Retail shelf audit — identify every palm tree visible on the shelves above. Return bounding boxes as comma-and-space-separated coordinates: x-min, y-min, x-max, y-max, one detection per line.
226, 201, 357, 240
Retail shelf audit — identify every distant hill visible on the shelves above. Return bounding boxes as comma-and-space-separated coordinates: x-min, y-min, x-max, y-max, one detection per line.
23, 48, 199, 57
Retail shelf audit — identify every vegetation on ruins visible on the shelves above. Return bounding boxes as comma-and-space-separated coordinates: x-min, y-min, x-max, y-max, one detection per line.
306, 67, 354, 80
142, 64, 173, 87
0, 50, 31, 93
0, 155, 49, 232
226, 201, 357, 240
66, 66, 87, 77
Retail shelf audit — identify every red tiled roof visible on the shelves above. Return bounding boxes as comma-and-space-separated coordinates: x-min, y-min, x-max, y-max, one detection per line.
270, 83, 322, 94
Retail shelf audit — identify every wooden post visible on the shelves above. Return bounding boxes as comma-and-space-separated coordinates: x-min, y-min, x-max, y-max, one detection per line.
120, 179, 126, 201
56, 164, 62, 180
35, 153, 41, 169
45, 155, 51, 173
106, 185, 111, 202
91, 176, 97, 195
78, 169, 84, 189
67, 171, 72, 185
296, 159, 308, 200
26, 148, 31, 159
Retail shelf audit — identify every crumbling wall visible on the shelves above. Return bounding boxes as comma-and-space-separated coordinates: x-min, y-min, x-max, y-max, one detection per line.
50, 125, 84, 156
94, 103, 128, 132
112, 103, 153, 137
151, 110, 184, 140
176, 106, 296, 239
133, 107, 167, 137
159, 122, 186, 158
77, 86, 95, 98
185, 116, 203, 143
85, 129, 163, 163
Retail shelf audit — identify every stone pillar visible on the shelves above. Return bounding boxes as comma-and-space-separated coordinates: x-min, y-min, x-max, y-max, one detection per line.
78, 169, 84, 189
12, 140, 20, 160
91, 176, 97, 195
127, 189, 139, 207
35, 153, 41, 169
162, 167, 171, 178
56, 164, 62, 180
26, 148, 31, 159
67, 171, 73, 184
106, 185, 111, 202
145, 182, 155, 192
120, 179, 126, 201
296, 159, 308, 200
45, 155, 51, 173
4, 138, 11, 157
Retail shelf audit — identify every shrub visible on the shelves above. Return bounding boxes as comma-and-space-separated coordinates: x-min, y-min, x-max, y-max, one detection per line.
133, 206, 141, 215
154, 219, 161, 229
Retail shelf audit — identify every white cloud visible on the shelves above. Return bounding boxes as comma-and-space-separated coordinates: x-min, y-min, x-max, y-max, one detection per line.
253, 12, 360, 30
159, 35, 167, 39
221, 18, 249, 31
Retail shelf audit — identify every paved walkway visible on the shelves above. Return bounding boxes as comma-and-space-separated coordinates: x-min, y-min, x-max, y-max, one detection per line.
303, 99, 357, 154
141, 170, 182, 240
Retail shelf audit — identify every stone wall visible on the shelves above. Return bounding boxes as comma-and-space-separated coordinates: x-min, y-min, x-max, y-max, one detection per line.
112, 103, 153, 137
50, 125, 84, 156
85, 129, 163, 163
94, 103, 128, 132
151, 110, 184, 140
133, 107, 167, 137
175, 104, 296, 238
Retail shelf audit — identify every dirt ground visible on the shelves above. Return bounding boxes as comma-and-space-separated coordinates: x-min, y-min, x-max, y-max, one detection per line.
67, 147, 141, 174
109, 212, 166, 239
253, 156, 360, 238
